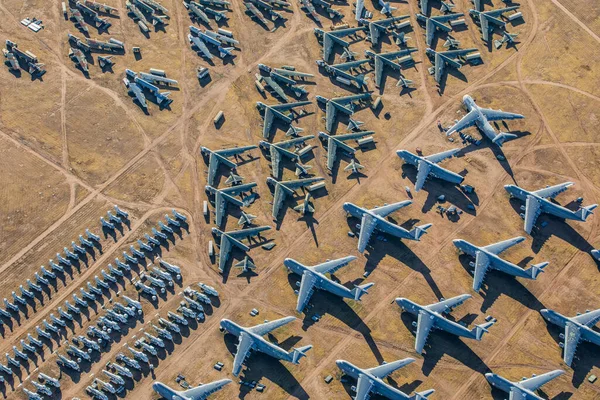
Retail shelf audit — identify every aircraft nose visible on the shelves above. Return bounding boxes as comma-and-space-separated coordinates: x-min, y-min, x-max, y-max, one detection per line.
484, 373, 493, 381
463, 94, 470, 102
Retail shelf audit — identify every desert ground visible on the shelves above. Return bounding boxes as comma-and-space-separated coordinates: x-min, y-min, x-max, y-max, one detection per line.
0, 0, 599, 398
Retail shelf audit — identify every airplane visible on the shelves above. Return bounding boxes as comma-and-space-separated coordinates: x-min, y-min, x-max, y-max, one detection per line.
440, 1, 455, 13
316, 93, 372, 132
391, 30, 410, 47
23, 389, 43, 400
318, 131, 374, 170
469, 6, 520, 42
445, 94, 524, 146
244, 2, 272, 28
295, 162, 312, 177
270, 66, 314, 81
259, 136, 314, 179
123, 78, 148, 109
336, 358, 435, 400
485, 369, 564, 400
152, 379, 232, 399
225, 171, 244, 186
343, 201, 432, 253
211, 226, 271, 272
316, 59, 370, 89
86, 37, 125, 52
201, 145, 257, 186
285, 256, 373, 312
57, 354, 80, 371
256, 101, 311, 138
396, 148, 463, 192
453, 236, 549, 292
377, 0, 396, 15
199, 0, 231, 7
70, 8, 90, 33
363, 16, 410, 47
425, 47, 478, 84
314, 26, 366, 62
540, 308, 600, 367
205, 182, 257, 226
365, 48, 417, 88
76, 1, 112, 28
299, 0, 320, 23
238, 211, 257, 226
187, 1, 212, 25
345, 158, 365, 175
128, 75, 173, 107
234, 256, 256, 273
293, 192, 314, 215
3, 41, 46, 75
416, 13, 464, 46
396, 294, 497, 354
494, 31, 519, 49
504, 182, 597, 234
84, 0, 118, 13
219, 316, 312, 376
69, 47, 89, 73
267, 177, 324, 219
188, 26, 233, 59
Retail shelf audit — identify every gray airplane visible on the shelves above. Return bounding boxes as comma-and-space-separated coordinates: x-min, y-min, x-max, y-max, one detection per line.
284, 256, 374, 312
445, 95, 524, 145
343, 201, 432, 253
362, 15, 410, 47
219, 316, 312, 376
205, 182, 257, 226
234, 256, 256, 273
316, 59, 370, 89
504, 182, 597, 235
293, 192, 314, 214
259, 136, 315, 179
365, 48, 417, 88
211, 226, 271, 272
345, 158, 365, 175
152, 378, 232, 399
396, 148, 463, 192
425, 47, 477, 84
453, 236, 549, 292
396, 294, 496, 354
416, 13, 464, 46
470, 6, 520, 42
256, 101, 311, 138
540, 308, 600, 367
316, 93, 372, 132
336, 358, 435, 400
485, 369, 564, 400
69, 47, 89, 73
200, 145, 257, 186
267, 177, 324, 219
314, 26, 366, 62
319, 131, 375, 170
494, 31, 519, 49
377, 0, 396, 15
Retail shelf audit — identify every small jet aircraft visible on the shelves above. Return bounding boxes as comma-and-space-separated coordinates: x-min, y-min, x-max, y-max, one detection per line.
486, 369, 565, 400
152, 378, 232, 399
336, 358, 435, 400
343, 200, 432, 253
540, 307, 600, 367
504, 182, 597, 234
453, 236, 549, 291
396, 148, 463, 192
284, 256, 373, 312
220, 316, 312, 376
396, 294, 496, 354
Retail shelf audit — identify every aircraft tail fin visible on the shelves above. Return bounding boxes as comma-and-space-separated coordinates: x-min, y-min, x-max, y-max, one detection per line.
291, 345, 313, 364
491, 132, 517, 146
472, 318, 496, 341
355, 73, 368, 87
410, 389, 435, 400
351, 282, 374, 301
409, 223, 433, 241
575, 204, 597, 221
527, 261, 548, 279
219, 46, 234, 57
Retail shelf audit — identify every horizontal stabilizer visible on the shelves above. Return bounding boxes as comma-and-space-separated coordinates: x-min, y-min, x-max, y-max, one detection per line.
411, 389, 436, 400
352, 282, 374, 301
528, 261, 548, 279
575, 204, 597, 221
473, 318, 496, 340
409, 223, 432, 240
291, 345, 313, 364
491, 132, 517, 146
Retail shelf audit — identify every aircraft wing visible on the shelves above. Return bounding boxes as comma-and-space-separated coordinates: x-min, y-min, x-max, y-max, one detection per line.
296, 271, 318, 312
191, 36, 213, 59
472, 251, 491, 292
358, 213, 378, 253
518, 370, 565, 393
263, 108, 275, 138
524, 195, 542, 234
327, 139, 339, 170
333, 59, 369, 71
272, 183, 287, 218
426, 294, 471, 313
215, 191, 237, 226
374, 56, 384, 87
369, 24, 381, 45
370, 201, 412, 218
428, 162, 464, 186
415, 160, 431, 192
181, 379, 232, 399
479, 108, 524, 122
270, 146, 284, 180
226, 226, 270, 241
482, 237, 525, 255
217, 145, 257, 158
480, 16, 491, 42
563, 321, 581, 366
232, 332, 254, 376
446, 109, 479, 135
367, 358, 414, 379
572, 309, 600, 326
415, 310, 435, 354
532, 182, 573, 199
208, 154, 228, 186
312, 256, 357, 274
424, 148, 460, 163
509, 387, 542, 400
218, 235, 234, 272
249, 316, 296, 336
282, 177, 323, 190
322, 34, 341, 61
354, 374, 375, 400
